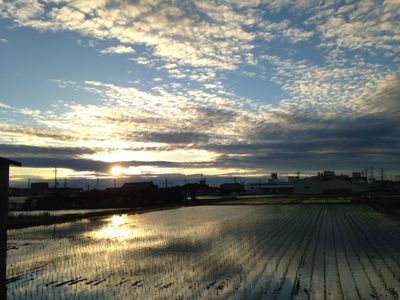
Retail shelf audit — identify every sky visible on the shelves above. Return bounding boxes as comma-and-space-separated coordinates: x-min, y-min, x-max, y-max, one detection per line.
0, 0, 399, 187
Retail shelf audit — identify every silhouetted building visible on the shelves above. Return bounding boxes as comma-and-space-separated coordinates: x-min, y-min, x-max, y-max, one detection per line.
294, 174, 368, 195
287, 176, 300, 183
8, 197, 29, 210
220, 183, 245, 194
321, 170, 335, 178
323, 178, 352, 194
181, 183, 213, 197
293, 178, 322, 195
351, 183, 368, 193
372, 180, 400, 193
47, 187, 83, 195
121, 182, 157, 191
0, 157, 21, 300
9, 187, 30, 197
31, 182, 49, 195
245, 182, 293, 194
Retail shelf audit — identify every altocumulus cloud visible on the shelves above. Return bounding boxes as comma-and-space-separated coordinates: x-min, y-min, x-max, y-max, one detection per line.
100, 45, 135, 54
0, 0, 399, 180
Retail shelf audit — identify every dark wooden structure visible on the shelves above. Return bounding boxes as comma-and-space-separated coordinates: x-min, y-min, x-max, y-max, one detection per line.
0, 157, 21, 300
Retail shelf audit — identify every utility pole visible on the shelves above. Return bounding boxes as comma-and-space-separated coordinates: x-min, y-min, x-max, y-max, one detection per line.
64, 177, 67, 188
0, 157, 21, 300
54, 167, 58, 189
96, 176, 100, 190
165, 178, 168, 188
381, 168, 384, 181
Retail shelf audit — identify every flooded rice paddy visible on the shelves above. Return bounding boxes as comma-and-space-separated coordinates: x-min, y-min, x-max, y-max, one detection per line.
7, 205, 400, 299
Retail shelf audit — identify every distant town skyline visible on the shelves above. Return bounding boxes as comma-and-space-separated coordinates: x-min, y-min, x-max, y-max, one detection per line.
1, 0, 399, 185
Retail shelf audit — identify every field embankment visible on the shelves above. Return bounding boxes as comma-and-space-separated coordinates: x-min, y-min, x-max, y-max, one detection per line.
7, 205, 181, 229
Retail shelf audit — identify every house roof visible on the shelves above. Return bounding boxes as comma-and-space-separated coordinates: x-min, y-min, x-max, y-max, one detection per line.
0, 157, 21, 166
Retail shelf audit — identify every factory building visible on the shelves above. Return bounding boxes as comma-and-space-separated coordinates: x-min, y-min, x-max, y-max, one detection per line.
322, 178, 352, 194
293, 171, 368, 195
293, 178, 323, 195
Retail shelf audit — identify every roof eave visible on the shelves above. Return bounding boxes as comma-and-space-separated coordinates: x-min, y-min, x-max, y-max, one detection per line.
0, 157, 22, 167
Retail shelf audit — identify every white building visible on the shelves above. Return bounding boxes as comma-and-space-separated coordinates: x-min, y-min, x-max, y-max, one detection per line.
322, 178, 352, 194
293, 177, 368, 195
293, 178, 322, 195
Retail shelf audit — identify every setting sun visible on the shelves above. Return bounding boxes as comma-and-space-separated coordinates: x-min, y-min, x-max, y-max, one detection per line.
110, 166, 123, 176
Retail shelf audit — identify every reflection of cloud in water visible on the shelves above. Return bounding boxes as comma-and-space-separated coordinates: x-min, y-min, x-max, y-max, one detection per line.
6, 205, 400, 299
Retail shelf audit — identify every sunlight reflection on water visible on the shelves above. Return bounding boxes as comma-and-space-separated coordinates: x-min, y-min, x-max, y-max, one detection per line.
92, 215, 138, 240
6, 206, 400, 299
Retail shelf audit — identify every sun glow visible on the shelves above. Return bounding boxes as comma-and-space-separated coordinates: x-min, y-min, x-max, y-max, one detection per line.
82, 149, 217, 163
110, 166, 123, 176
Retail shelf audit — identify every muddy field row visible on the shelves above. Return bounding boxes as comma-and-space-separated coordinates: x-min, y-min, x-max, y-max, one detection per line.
6, 204, 400, 299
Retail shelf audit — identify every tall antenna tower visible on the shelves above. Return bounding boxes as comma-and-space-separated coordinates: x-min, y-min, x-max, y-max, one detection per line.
380, 168, 384, 181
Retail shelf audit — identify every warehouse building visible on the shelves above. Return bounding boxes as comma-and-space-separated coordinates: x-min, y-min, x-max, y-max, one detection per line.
293, 178, 322, 195
294, 173, 368, 195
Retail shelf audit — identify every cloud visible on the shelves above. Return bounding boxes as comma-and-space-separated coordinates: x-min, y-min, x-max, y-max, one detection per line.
0, 102, 11, 108
258, 20, 314, 43
1, 0, 258, 72
143, 132, 210, 144
203, 114, 400, 172
283, 27, 314, 43
312, 1, 399, 56
0, 38, 8, 43
100, 45, 135, 54
363, 74, 400, 120
263, 0, 320, 12
1, 0, 44, 22
1, 0, 399, 177
3, 72, 399, 176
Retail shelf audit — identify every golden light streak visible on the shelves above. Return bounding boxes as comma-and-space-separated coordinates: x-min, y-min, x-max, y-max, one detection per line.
92, 215, 147, 240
